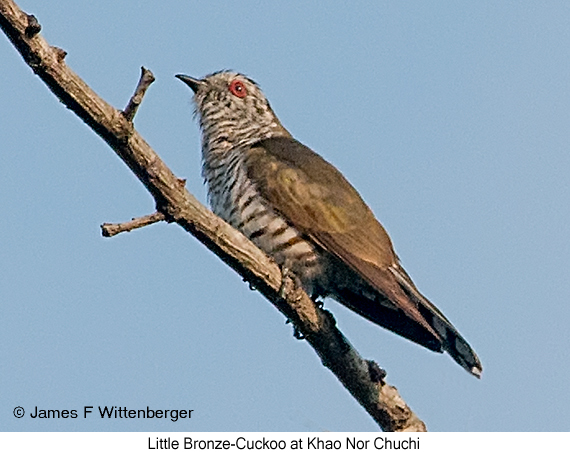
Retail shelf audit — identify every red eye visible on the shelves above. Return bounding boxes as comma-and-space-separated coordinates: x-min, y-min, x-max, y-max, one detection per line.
229, 79, 247, 98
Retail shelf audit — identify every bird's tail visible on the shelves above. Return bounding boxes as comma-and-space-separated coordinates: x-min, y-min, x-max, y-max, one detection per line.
388, 266, 482, 378
333, 266, 482, 378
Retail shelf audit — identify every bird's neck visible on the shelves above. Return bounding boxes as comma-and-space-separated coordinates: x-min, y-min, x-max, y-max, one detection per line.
201, 120, 291, 165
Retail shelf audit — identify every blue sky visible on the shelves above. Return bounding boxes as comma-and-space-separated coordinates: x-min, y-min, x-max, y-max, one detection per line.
1, 1, 569, 432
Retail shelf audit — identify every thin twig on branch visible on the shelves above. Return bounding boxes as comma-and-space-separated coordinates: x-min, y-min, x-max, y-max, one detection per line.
0, 0, 427, 432
123, 67, 156, 122
101, 211, 166, 237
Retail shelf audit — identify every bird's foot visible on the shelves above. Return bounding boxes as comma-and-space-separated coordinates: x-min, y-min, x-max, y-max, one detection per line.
278, 265, 291, 298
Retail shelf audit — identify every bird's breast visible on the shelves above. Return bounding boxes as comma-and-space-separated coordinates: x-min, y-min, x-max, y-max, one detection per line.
204, 155, 326, 295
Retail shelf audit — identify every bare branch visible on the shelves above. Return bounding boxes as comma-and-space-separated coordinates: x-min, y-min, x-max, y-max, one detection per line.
0, 0, 427, 432
123, 67, 155, 121
101, 211, 166, 237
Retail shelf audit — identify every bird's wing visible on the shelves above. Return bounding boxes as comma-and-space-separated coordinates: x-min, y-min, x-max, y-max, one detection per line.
245, 136, 482, 376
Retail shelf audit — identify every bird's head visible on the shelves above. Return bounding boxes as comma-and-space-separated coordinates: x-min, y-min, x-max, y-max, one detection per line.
176, 71, 290, 151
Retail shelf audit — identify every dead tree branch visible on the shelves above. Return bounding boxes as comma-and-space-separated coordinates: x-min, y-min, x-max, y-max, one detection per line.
122, 67, 156, 121
101, 211, 165, 237
0, 0, 426, 432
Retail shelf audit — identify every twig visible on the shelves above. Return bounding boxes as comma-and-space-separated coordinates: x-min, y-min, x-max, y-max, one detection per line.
0, 0, 427, 432
101, 211, 165, 237
123, 67, 155, 122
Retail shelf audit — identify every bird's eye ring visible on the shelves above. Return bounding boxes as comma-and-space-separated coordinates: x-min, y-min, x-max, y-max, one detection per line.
229, 80, 247, 98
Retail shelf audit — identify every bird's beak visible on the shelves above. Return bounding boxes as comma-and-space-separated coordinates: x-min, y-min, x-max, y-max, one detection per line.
175, 74, 204, 93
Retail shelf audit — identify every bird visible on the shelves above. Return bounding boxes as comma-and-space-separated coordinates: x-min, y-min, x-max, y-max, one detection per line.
176, 70, 482, 378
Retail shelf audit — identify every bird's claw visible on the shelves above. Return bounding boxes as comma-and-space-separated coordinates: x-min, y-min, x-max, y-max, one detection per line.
278, 265, 290, 298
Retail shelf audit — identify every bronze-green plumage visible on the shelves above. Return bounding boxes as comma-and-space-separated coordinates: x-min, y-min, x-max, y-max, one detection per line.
177, 71, 482, 377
